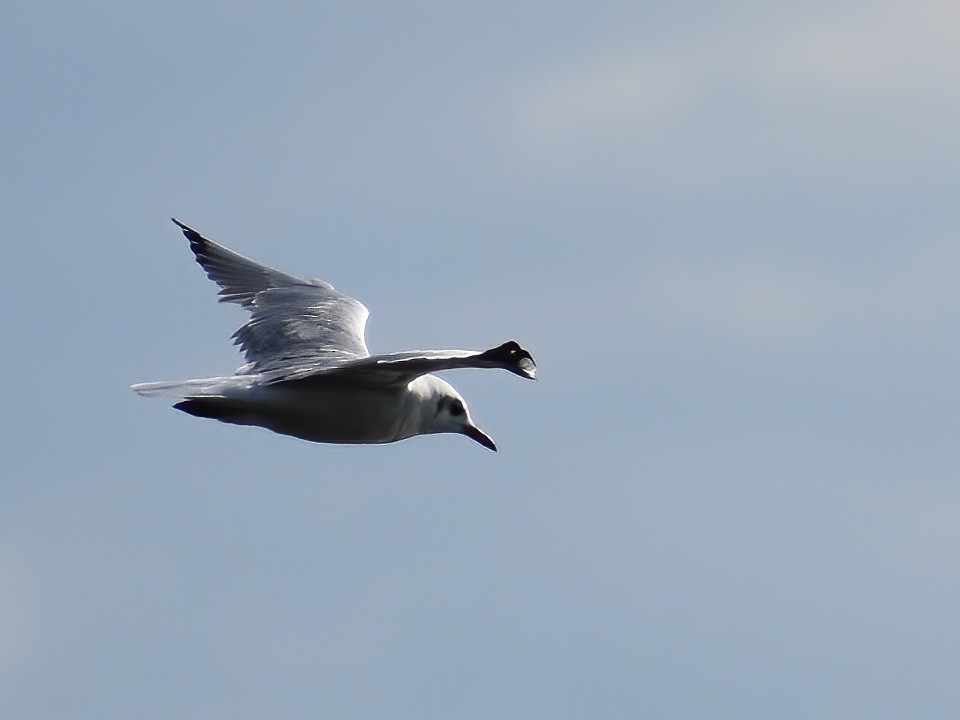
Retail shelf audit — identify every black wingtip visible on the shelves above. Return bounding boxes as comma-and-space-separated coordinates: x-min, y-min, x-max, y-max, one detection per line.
480, 340, 538, 380
171, 217, 197, 238
170, 218, 209, 261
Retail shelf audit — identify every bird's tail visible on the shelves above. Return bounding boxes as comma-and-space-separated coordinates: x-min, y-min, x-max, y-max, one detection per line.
130, 375, 256, 399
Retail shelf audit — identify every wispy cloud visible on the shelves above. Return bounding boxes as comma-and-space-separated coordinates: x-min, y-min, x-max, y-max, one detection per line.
518, 47, 695, 144
640, 258, 833, 347
518, 1, 960, 155
634, 234, 960, 354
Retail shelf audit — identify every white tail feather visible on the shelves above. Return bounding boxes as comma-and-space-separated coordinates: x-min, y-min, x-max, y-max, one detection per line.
130, 375, 256, 398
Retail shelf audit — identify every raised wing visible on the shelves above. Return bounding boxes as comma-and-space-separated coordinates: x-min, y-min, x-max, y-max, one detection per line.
173, 218, 306, 306
172, 219, 369, 372
266, 341, 537, 386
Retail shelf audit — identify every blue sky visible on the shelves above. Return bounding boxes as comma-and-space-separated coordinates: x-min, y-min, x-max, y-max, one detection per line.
3, 2, 959, 718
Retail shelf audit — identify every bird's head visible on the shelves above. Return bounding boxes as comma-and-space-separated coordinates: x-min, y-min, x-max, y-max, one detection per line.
414, 375, 497, 451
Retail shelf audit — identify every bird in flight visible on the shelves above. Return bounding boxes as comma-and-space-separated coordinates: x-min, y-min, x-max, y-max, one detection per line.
131, 219, 536, 450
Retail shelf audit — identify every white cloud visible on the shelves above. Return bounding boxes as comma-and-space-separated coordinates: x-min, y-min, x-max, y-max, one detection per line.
0, 542, 40, 682
517, 1, 960, 153
640, 258, 833, 346
518, 47, 695, 144
633, 234, 960, 355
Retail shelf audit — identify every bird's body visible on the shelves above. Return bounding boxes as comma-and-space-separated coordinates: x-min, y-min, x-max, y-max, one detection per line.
170, 374, 455, 445
132, 220, 536, 450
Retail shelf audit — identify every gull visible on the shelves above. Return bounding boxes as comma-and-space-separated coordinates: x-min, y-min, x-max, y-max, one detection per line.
131, 219, 536, 451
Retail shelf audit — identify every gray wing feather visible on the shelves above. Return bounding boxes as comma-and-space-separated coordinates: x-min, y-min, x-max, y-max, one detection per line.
234, 286, 369, 372
172, 219, 370, 371
173, 218, 307, 306
267, 342, 536, 386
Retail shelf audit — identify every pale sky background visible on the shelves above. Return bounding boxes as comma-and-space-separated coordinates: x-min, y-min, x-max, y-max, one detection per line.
3, 2, 960, 718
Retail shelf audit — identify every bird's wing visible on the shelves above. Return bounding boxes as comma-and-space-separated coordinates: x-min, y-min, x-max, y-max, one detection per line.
173, 219, 370, 372
263, 341, 537, 386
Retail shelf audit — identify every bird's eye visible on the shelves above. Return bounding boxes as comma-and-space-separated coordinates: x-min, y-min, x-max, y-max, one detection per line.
450, 399, 465, 417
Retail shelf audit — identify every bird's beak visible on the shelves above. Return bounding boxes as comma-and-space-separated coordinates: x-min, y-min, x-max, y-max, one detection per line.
463, 424, 497, 451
